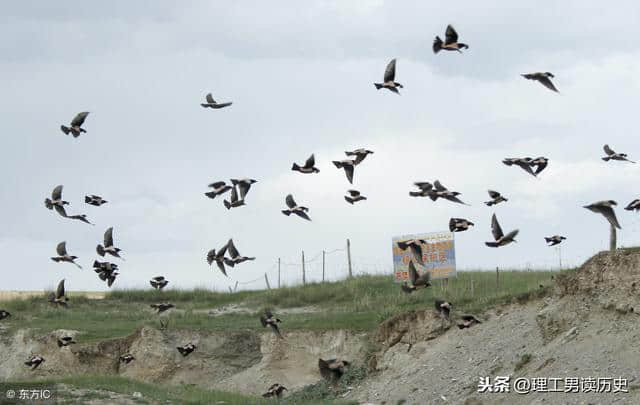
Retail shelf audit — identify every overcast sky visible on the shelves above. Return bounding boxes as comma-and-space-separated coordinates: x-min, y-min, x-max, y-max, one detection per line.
2, 1, 640, 291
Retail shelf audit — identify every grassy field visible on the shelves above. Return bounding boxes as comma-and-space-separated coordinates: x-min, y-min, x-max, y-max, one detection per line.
0, 375, 352, 404
0, 270, 557, 342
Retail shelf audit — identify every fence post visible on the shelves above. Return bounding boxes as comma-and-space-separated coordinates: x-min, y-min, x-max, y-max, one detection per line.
610, 223, 617, 252
278, 258, 281, 288
302, 250, 306, 285
228, 286, 233, 294
347, 239, 353, 278
265, 273, 271, 290
496, 266, 499, 290
322, 250, 326, 282
234, 281, 238, 292
470, 277, 475, 297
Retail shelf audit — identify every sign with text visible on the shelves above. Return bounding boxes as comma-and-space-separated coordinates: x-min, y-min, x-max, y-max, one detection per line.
392, 231, 456, 282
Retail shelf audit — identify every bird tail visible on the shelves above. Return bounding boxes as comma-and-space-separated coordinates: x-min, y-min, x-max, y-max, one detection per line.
602, 157, 610, 161
292, 163, 300, 171
544, 237, 552, 243
344, 196, 354, 205
485, 242, 499, 248
204, 191, 217, 199
96, 244, 105, 257
485, 201, 494, 206
448, 219, 456, 232
74, 262, 83, 269
44, 198, 53, 209
374, 83, 383, 90
84, 196, 91, 203
409, 191, 422, 197
432, 36, 443, 53
282, 210, 291, 216
224, 200, 231, 210
200, 104, 211, 108
332, 161, 342, 168
60, 125, 70, 135
51, 257, 61, 263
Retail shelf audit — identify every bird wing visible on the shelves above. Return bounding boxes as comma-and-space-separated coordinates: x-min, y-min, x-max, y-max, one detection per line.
270, 323, 282, 338
56, 241, 68, 256
226, 239, 239, 258
433, 180, 447, 191
444, 25, 459, 45
600, 206, 622, 229
56, 279, 65, 299
208, 181, 226, 189
52, 185, 63, 200
206, 93, 215, 104
295, 210, 312, 221
407, 261, 419, 284
446, 195, 467, 205
383, 58, 396, 82
503, 229, 519, 241
488, 190, 500, 199
318, 359, 333, 379
206, 249, 215, 265
533, 158, 548, 175
416, 269, 431, 285
260, 315, 268, 327
538, 76, 559, 92
285, 194, 297, 209
237, 182, 251, 199
229, 186, 239, 203
343, 164, 354, 184
603, 144, 615, 156
491, 213, 504, 241
414, 182, 433, 191
54, 205, 68, 217
347, 190, 360, 197
516, 161, 536, 176
304, 154, 316, 169
104, 227, 114, 247
71, 112, 89, 127
409, 243, 424, 264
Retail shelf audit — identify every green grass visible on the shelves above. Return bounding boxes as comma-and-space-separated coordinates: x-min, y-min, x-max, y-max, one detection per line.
0, 270, 558, 342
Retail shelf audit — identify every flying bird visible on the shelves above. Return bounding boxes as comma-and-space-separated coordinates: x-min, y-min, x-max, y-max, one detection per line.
409, 182, 437, 199
332, 159, 356, 184
204, 181, 232, 199
120, 354, 135, 364
433, 25, 469, 53
45, 185, 69, 218
502, 157, 536, 177
449, 218, 474, 232
97, 269, 119, 287
85, 195, 108, 206
485, 214, 519, 247
0, 310, 11, 320
435, 299, 452, 319
49, 279, 68, 307
374, 58, 403, 94
396, 239, 425, 265
93, 260, 118, 272
150, 276, 169, 290
457, 314, 482, 329
151, 303, 175, 313
530, 157, 549, 175
176, 343, 197, 357
51, 242, 82, 269
60, 112, 90, 137
545, 235, 566, 246
230, 178, 257, 200
432, 180, 468, 205
263, 384, 288, 398
67, 214, 94, 225
521, 72, 559, 93
292, 154, 320, 174
223, 186, 245, 210
602, 144, 635, 163
200, 93, 232, 109
57, 336, 76, 347
260, 310, 283, 339
344, 190, 366, 205
485, 190, 508, 206
282, 194, 311, 221
583, 200, 621, 229
401, 261, 432, 293
207, 243, 229, 276
96, 227, 124, 260
319, 358, 350, 381
625, 199, 640, 211
345, 149, 374, 165
224, 239, 256, 267
25, 355, 45, 370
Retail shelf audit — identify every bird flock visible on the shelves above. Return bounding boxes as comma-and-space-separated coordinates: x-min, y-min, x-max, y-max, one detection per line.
4, 22, 638, 398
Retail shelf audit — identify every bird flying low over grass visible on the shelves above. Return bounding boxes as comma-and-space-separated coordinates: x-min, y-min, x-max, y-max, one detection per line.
521, 72, 558, 92
224, 239, 255, 267
150, 276, 169, 290
263, 384, 288, 398
260, 310, 283, 339
292, 154, 320, 174
51, 241, 82, 269
49, 279, 68, 307
207, 242, 229, 276
319, 358, 350, 381
60, 112, 90, 137
401, 261, 432, 293
602, 144, 635, 163
457, 314, 481, 329
435, 299, 452, 319
583, 200, 621, 229
176, 343, 196, 357
57, 336, 76, 347
344, 189, 366, 205
396, 239, 425, 265
200, 93, 232, 109
282, 194, 311, 221
25, 355, 45, 370
485, 190, 508, 206
151, 302, 174, 313
0, 310, 11, 320
119, 354, 135, 364
433, 25, 469, 53
485, 214, 519, 247
374, 58, 403, 94
545, 235, 566, 246
345, 149, 374, 165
